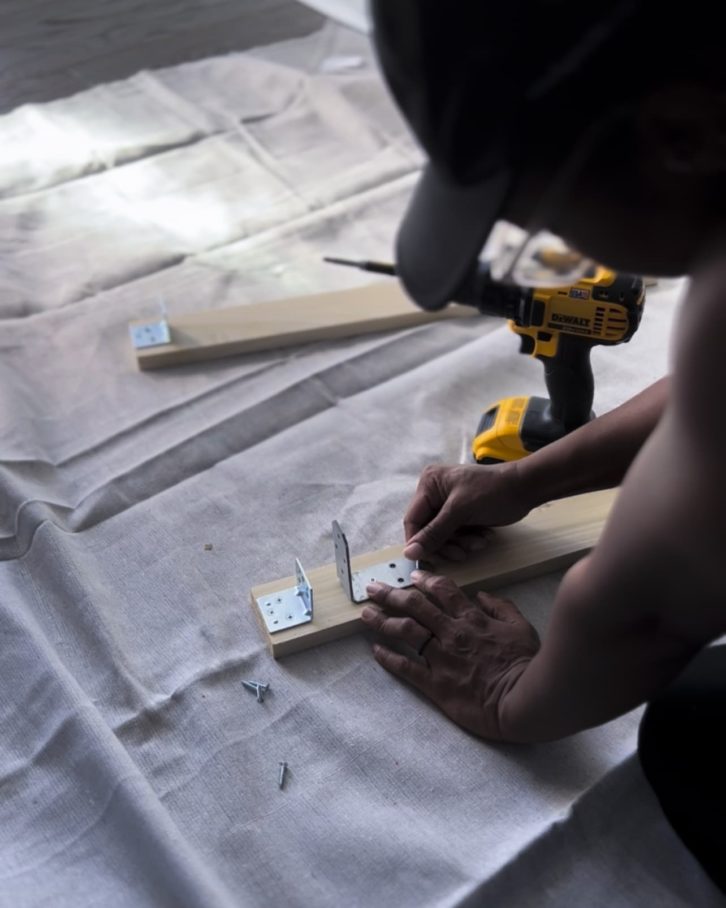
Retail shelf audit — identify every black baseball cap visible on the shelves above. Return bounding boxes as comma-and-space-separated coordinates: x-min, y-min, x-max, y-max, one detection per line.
371, 1, 646, 310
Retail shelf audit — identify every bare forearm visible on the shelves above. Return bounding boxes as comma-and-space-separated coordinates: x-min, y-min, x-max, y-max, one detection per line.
514, 377, 669, 508
501, 398, 726, 743
499, 555, 697, 743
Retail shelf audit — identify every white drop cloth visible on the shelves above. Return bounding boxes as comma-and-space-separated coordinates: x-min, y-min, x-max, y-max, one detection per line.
296, 0, 371, 33
0, 21, 723, 908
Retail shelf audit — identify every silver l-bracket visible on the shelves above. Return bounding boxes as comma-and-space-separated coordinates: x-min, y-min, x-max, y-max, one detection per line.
129, 299, 172, 349
129, 319, 171, 349
332, 520, 418, 603
257, 558, 313, 633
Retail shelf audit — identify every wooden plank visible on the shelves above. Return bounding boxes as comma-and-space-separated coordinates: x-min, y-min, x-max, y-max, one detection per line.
251, 488, 617, 658
132, 281, 473, 369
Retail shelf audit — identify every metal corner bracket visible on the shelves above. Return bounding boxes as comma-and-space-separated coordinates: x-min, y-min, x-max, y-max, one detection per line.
129, 318, 171, 350
257, 558, 313, 634
332, 520, 418, 603
129, 300, 171, 350
257, 523, 418, 635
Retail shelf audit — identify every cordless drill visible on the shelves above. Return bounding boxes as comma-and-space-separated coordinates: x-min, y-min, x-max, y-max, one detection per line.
323, 257, 645, 463
460, 263, 645, 462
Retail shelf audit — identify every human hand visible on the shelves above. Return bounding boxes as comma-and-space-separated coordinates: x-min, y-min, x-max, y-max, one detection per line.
403, 462, 533, 561
360, 570, 540, 741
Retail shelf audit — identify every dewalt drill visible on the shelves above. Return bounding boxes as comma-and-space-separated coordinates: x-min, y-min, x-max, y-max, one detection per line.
463, 263, 645, 462
324, 256, 645, 463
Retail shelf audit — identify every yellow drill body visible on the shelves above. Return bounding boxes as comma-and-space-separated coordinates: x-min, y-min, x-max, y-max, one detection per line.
472, 267, 645, 464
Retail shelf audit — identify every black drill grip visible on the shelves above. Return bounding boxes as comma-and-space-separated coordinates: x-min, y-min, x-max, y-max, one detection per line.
540, 335, 595, 432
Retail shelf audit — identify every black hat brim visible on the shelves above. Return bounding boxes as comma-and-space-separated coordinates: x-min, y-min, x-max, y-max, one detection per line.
395, 164, 511, 311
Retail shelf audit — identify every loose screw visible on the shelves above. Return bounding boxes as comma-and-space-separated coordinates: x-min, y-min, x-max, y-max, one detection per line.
241, 680, 270, 703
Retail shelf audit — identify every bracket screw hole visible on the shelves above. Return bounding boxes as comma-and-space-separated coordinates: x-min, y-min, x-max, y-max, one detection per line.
389, 563, 396, 568
397, 578, 405, 583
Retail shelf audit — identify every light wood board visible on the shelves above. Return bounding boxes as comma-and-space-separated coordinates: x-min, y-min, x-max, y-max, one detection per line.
251, 488, 616, 658
132, 281, 472, 369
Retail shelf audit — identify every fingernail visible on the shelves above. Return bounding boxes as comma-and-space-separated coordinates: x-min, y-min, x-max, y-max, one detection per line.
410, 569, 425, 582
360, 606, 376, 621
404, 542, 425, 560
366, 582, 384, 596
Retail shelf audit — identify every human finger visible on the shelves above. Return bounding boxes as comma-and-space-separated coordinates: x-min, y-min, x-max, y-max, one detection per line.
366, 582, 448, 634
403, 465, 447, 539
451, 529, 492, 553
410, 570, 471, 618
437, 543, 468, 562
436, 529, 492, 563
403, 500, 466, 561
372, 643, 431, 692
360, 605, 433, 652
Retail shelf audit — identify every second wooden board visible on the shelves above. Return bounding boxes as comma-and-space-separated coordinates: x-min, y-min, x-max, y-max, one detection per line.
251, 488, 617, 658
132, 281, 472, 369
